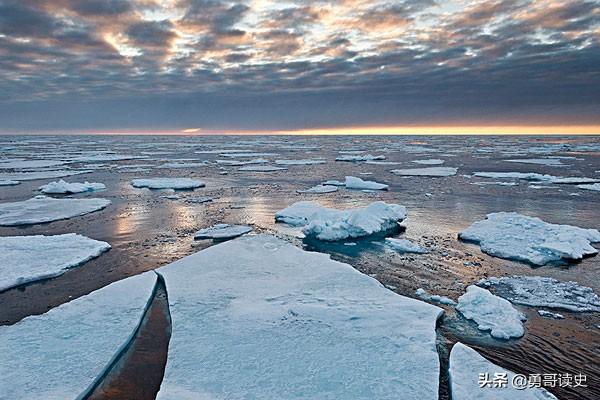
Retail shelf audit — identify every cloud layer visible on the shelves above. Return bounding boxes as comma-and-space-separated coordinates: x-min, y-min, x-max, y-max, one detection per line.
1, 0, 599, 131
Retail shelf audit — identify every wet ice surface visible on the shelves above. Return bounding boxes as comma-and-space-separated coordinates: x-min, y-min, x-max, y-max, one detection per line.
0, 135, 599, 400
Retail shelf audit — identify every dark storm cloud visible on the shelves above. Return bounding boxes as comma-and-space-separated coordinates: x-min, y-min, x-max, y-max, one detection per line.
0, 0, 599, 131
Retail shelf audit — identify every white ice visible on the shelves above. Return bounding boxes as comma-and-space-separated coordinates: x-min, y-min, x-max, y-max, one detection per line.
131, 177, 205, 190
238, 165, 287, 172
71, 154, 147, 162
504, 158, 566, 166
456, 285, 526, 339
537, 310, 564, 319
344, 176, 388, 190
194, 224, 253, 240
0, 234, 110, 291
412, 159, 444, 165
275, 201, 407, 241
0, 159, 69, 169
449, 342, 557, 400
322, 179, 346, 186
156, 235, 442, 400
391, 167, 457, 177
0, 180, 19, 186
415, 288, 456, 305
39, 179, 106, 194
336, 154, 386, 162
479, 276, 600, 312
275, 159, 326, 165
474, 172, 599, 184
0, 169, 92, 182
0, 195, 111, 226
459, 212, 600, 265
215, 158, 268, 166
0, 272, 157, 400
298, 184, 339, 194
578, 183, 600, 191
157, 162, 208, 168
386, 238, 428, 254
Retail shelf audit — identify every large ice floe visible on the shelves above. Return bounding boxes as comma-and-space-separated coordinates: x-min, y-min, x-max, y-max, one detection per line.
449, 342, 557, 400
459, 212, 600, 266
578, 182, 600, 191
39, 179, 106, 194
156, 235, 443, 400
390, 167, 457, 177
386, 238, 428, 254
0, 195, 110, 226
479, 276, 600, 312
0, 272, 157, 400
131, 177, 205, 190
0, 234, 110, 291
456, 285, 526, 339
275, 201, 407, 241
194, 224, 253, 240
344, 176, 388, 190
474, 172, 599, 184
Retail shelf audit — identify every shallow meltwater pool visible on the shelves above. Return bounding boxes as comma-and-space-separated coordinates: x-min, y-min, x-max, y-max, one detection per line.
1, 134, 599, 400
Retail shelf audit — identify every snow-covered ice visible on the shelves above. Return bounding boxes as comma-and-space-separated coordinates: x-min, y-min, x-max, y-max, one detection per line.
238, 165, 287, 172
415, 288, 456, 305
578, 183, 600, 191
459, 212, 600, 265
449, 342, 557, 400
538, 310, 564, 319
386, 238, 428, 254
412, 159, 444, 165
298, 184, 339, 194
0, 195, 111, 226
39, 179, 106, 194
344, 176, 388, 190
275, 201, 407, 241
479, 276, 600, 312
0, 234, 110, 291
0, 272, 157, 400
456, 285, 526, 339
391, 167, 457, 177
336, 154, 385, 162
131, 178, 205, 190
194, 224, 253, 240
156, 235, 443, 400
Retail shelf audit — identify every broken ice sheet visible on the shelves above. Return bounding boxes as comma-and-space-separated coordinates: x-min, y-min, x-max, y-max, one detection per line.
390, 167, 457, 176
157, 235, 442, 400
39, 179, 106, 194
0, 272, 157, 400
0, 233, 111, 291
194, 224, 253, 240
131, 177, 205, 190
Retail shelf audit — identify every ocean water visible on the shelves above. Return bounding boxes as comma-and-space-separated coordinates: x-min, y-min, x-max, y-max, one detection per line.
1, 134, 599, 399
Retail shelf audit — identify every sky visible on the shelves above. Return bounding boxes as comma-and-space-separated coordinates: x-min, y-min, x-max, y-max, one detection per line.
1, 0, 599, 134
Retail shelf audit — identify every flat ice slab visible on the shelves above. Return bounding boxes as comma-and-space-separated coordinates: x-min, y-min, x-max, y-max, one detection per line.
0, 169, 92, 182
449, 342, 557, 400
194, 224, 253, 240
578, 183, 600, 191
412, 159, 444, 165
479, 276, 600, 312
39, 179, 106, 194
0, 195, 110, 226
157, 235, 442, 400
386, 238, 428, 253
391, 167, 457, 176
0, 159, 69, 169
345, 176, 388, 190
456, 285, 526, 339
0, 179, 19, 186
336, 154, 385, 162
275, 201, 407, 241
131, 177, 205, 189
0, 234, 111, 291
238, 165, 287, 171
0, 272, 157, 400
298, 184, 339, 194
275, 159, 326, 165
504, 158, 566, 166
459, 212, 600, 265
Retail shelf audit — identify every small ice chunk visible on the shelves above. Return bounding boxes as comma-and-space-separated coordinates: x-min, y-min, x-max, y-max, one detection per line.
336, 154, 385, 162
537, 310, 564, 319
186, 196, 214, 204
238, 165, 287, 172
0, 196, 110, 226
298, 185, 338, 194
391, 167, 457, 177
194, 224, 253, 240
344, 176, 388, 190
479, 276, 600, 312
449, 342, 557, 400
0, 180, 19, 186
39, 180, 106, 194
386, 238, 428, 254
415, 288, 456, 305
131, 178, 205, 190
459, 212, 600, 265
0, 234, 111, 291
322, 179, 346, 186
456, 285, 526, 339
578, 183, 600, 191
412, 159, 444, 165
275, 201, 407, 241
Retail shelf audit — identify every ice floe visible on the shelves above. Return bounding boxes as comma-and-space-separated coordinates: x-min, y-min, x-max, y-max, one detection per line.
71, 154, 147, 162
275, 201, 406, 241
578, 183, 600, 191
298, 184, 339, 194
275, 159, 326, 165
474, 172, 599, 184
0, 272, 157, 400
386, 238, 428, 254
391, 167, 457, 177
39, 179, 106, 194
156, 235, 442, 400
157, 162, 207, 168
0, 195, 111, 226
457, 285, 526, 339
0, 169, 92, 182
0, 179, 19, 186
0, 159, 69, 169
415, 288, 456, 305
412, 159, 444, 165
504, 158, 566, 166
0, 234, 110, 291
194, 224, 253, 240
449, 342, 557, 400
336, 154, 385, 162
537, 310, 564, 319
131, 178, 205, 190
459, 212, 600, 265
344, 176, 388, 190
479, 276, 600, 312
322, 179, 346, 186
238, 165, 287, 172
215, 158, 268, 166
